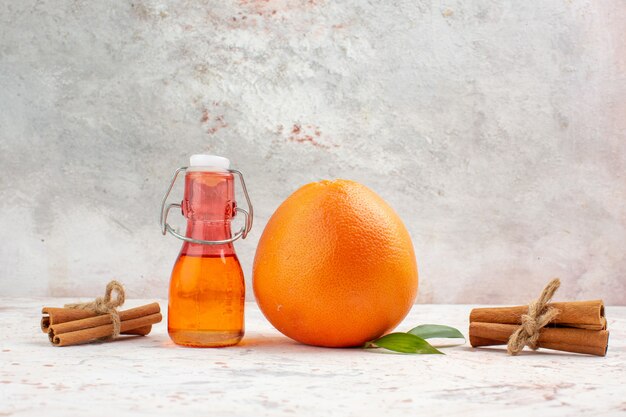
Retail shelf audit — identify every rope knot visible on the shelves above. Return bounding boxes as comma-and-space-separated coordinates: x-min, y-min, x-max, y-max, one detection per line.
507, 278, 561, 355
65, 280, 126, 339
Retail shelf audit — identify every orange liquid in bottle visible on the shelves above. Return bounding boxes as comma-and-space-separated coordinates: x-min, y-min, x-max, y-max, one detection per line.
169, 253, 245, 347
167, 170, 245, 347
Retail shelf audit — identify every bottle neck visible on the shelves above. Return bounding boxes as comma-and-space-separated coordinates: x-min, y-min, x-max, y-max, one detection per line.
179, 170, 238, 258
180, 220, 235, 257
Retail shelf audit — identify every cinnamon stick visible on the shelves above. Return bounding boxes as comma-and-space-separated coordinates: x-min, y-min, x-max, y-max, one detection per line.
126, 325, 153, 336
41, 307, 94, 332
47, 303, 162, 346
469, 322, 609, 356
50, 313, 162, 347
470, 300, 606, 330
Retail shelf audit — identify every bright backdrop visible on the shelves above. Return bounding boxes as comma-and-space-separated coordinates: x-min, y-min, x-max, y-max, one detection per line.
1, 1, 624, 304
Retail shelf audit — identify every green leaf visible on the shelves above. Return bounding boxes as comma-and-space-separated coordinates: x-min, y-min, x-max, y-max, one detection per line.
408, 324, 465, 341
368, 333, 443, 354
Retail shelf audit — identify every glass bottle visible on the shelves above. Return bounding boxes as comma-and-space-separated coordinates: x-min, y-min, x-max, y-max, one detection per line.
160, 155, 253, 347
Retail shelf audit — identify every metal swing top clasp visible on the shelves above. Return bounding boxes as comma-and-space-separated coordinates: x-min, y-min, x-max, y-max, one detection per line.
159, 163, 254, 245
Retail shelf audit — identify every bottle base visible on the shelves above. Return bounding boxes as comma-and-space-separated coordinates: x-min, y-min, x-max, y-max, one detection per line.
168, 329, 244, 347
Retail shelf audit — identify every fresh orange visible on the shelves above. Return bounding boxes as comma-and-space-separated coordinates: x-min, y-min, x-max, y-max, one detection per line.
253, 179, 418, 347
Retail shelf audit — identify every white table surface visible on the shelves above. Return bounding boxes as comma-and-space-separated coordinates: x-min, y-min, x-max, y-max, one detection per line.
1, 298, 624, 417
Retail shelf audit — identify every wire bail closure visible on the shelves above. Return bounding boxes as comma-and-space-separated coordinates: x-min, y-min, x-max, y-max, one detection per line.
159, 167, 254, 245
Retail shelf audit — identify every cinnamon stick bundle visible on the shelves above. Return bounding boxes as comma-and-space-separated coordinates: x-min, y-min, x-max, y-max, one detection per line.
43, 303, 162, 347
42, 307, 151, 336
469, 299, 609, 356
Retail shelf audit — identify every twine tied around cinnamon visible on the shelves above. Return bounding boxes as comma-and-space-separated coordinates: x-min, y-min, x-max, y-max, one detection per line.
507, 278, 561, 355
64, 280, 126, 339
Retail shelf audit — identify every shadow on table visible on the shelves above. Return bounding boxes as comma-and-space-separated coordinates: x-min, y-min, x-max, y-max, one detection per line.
457, 345, 610, 358
149, 333, 333, 353
238, 336, 298, 347
237, 335, 341, 353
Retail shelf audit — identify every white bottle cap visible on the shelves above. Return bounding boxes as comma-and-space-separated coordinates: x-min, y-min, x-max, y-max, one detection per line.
189, 154, 231, 171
